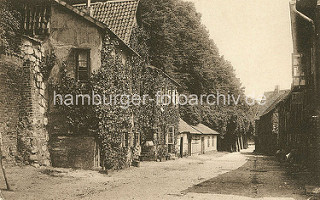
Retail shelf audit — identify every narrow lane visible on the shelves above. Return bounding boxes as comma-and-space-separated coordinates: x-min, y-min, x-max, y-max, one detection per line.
2, 149, 248, 200
183, 148, 308, 200
2, 146, 310, 200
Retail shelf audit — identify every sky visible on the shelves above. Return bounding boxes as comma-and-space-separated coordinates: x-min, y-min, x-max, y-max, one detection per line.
187, 0, 293, 97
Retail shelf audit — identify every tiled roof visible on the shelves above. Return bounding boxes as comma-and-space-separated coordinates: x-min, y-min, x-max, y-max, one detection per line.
74, 0, 139, 45
255, 89, 291, 119
179, 118, 220, 135
261, 90, 291, 116
179, 119, 201, 134
50, 0, 139, 56
191, 124, 220, 135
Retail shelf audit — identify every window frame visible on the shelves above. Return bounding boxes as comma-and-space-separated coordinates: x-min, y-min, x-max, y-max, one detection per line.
167, 126, 174, 145
75, 49, 91, 82
121, 132, 128, 148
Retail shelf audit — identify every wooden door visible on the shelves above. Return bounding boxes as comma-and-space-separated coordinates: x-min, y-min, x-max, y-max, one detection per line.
201, 136, 205, 154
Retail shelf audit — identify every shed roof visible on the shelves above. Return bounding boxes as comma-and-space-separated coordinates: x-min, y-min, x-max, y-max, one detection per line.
74, 0, 139, 45
179, 119, 201, 134
261, 90, 291, 116
192, 123, 220, 135
179, 119, 220, 135
255, 89, 290, 120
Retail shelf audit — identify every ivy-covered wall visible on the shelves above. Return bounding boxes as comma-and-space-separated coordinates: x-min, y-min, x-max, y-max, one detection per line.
138, 66, 180, 159
48, 31, 144, 169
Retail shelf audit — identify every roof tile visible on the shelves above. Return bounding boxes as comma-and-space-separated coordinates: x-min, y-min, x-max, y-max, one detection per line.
74, 0, 138, 45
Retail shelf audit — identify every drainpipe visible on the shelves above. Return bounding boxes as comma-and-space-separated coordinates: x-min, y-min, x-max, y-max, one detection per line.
290, 0, 317, 94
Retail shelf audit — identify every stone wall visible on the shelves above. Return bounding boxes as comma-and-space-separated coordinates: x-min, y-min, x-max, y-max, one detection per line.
19, 38, 50, 166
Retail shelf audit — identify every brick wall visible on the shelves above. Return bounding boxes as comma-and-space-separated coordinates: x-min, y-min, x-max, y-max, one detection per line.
0, 55, 22, 163
0, 39, 51, 167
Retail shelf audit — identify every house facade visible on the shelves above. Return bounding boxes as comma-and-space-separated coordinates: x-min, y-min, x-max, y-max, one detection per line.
177, 118, 219, 157
139, 65, 180, 161
0, 0, 143, 169
255, 88, 290, 155
256, 0, 320, 178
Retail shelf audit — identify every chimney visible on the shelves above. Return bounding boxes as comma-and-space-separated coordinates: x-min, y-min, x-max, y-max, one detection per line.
274, 85, 280, 93
86, 0, 93, 16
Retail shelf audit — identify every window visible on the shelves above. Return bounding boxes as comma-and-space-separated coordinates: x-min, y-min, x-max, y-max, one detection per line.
292, 53, 305, 86
76, 49, 90, 81
167, 126, 174, 144
212, 136, 214, 147
121, 132, 128, 148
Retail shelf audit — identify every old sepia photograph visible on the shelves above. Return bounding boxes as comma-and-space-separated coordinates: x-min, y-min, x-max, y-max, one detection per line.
0, 0, 319, 199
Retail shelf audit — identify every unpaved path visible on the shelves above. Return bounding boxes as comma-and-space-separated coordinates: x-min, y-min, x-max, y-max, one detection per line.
0, 146, 309, 200
184, 151, 309, 200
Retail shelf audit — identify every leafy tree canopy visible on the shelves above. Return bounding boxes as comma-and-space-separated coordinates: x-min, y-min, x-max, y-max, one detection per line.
138, 0, 255, 137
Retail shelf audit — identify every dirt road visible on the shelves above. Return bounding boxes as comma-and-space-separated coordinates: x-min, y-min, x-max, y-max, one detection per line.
0, 146, 311, 200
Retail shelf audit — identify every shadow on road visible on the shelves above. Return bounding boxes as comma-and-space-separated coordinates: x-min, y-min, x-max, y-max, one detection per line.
183, 150, 309, 200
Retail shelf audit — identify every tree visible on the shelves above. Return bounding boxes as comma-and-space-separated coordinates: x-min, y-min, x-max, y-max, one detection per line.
139, 0, 254, 151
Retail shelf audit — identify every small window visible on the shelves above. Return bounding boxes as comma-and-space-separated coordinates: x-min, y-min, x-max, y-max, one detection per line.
76, 49, 90, 81
167, 126, 174, 144
121, 132, 128, 148
212, 136, 214, 147
208, 137, 210, 147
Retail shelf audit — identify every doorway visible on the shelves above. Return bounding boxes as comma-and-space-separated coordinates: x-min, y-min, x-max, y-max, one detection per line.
188, 137, 192, 156
180, 137, 183, 157
201, 136, 205, 154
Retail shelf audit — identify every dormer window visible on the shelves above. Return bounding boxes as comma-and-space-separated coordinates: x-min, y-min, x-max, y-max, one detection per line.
76, 49, 90, 81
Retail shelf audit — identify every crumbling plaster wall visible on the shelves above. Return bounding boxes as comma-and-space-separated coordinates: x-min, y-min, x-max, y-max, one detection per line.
48, 5, 103, 79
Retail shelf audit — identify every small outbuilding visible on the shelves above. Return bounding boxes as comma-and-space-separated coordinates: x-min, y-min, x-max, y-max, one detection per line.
177, 119, 220, 157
